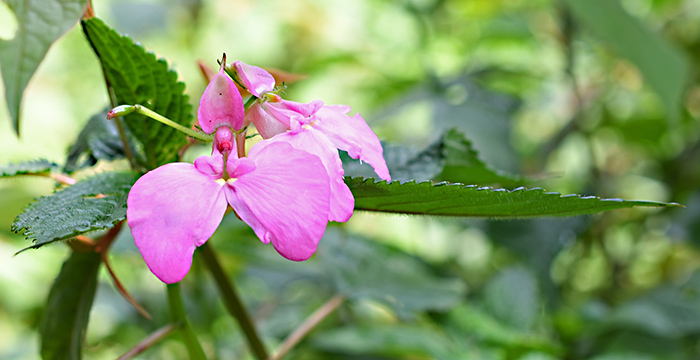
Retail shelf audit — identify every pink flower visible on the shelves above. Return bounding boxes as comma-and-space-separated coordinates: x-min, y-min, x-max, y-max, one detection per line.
127, 136, 331, 284
233, 61, 391, 222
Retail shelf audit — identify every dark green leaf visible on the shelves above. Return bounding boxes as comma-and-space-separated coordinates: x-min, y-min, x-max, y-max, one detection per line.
438, 128, 528, 187
347, 177, 681, 217
81, 17, 192, 168
483, 267, 540, 331
0, 0, 86, 135
343, 128, 530, 187
445, 304, 560, 352
562, 0, 689, 120
39, 250, 101, 360
319, 229, 466, 318
64, 110, 136, 173
12, 171, 138, 250
0, 159, 56, 177
312, 324, 455, 358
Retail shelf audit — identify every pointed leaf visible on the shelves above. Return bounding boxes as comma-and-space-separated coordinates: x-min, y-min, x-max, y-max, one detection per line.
39, 250, 101, 360
12, 171, 139, 250
0, 159, 56, 177
0, 0, 86, 135
438, 128, 528, 187
64, 110, 136, 173
81, 18, 192, 168
562, 0, 689, 120
346, 178, 681, 218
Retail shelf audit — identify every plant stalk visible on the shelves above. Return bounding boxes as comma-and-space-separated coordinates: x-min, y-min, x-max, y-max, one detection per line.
166, 283, 207, 360
199, 242, 269, 360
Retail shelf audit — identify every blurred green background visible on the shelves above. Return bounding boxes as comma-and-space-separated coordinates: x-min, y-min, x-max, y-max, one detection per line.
2, 0, 700, 359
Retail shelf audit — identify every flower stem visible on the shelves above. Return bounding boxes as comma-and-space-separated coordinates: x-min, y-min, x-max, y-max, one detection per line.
199, 242, 269, 360
109, 104, 214, 143
166, 283, 207, 360
270, 294, 345, 360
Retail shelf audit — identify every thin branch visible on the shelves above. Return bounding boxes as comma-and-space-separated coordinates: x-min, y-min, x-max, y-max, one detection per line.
108, 105, 214, 143
117, 323, 177, 360
199, 242, 269, 360
101, 252, 152, 320
269, 294, 345, 360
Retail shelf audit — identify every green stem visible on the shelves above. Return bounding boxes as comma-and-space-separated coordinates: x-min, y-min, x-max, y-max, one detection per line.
110, 104, 214, 142
166, 283, 207, 360
199, 242, 269, 360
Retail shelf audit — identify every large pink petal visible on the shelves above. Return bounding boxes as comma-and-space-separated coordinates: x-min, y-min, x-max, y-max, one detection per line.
233, 61, 275, 97
127, 163, 228, 284
267, 129, 354, 222
198, 66, 245, 133
224, 141, 330, 261
314, 105, 391, 181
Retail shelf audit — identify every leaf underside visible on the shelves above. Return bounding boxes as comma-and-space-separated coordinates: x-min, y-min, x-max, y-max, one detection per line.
64, 109, 132, 173
346, 177, 681, 218
40, 250, 101, 360
0, 0, 86, 135
0, 159, 57, 177
81, 17, 193, 169
12, 171, 139, 250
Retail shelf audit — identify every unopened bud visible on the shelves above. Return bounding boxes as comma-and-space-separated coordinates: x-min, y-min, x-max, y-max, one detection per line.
107, 105, 135, 119
214, 126, 234, 155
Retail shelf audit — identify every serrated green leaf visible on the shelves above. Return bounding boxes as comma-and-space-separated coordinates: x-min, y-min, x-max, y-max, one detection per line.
64, 110, 136, 173
81, 17, 192, 168
39, 250, 101, 360
319, 229, 466, 318
0, 159, 56, 177
438, 128, 528, 187
562, 0, 688, 121
0, 0, 85, 135
12, 171, 138, 250
346, 178, 681, 217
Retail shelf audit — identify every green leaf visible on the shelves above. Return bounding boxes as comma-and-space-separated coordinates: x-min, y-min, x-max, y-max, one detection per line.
562, 0, 689, 121
0, 159, 56, 177
319, 229, 466, 318
343, 128, 530, 187
346, 177, 681, 217
438, 128, 528, 187
12, 171, 138, 250
39, 250, 101, 360
64, 110, 135, 173
0, 0, 86, 135
81, 17, 193, 168
483, 267, 540, 331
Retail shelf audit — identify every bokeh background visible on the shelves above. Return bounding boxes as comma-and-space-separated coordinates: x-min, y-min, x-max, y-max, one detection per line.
2, 0, 700, 359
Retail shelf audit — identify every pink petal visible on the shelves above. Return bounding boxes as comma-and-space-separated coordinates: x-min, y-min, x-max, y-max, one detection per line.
267, 128, 354, 222
233, 61, 275, 97
314, 105, 391, 181
198, 66, 245, 133
127, 163, 228, 283
224, 141, 331, 261
246, 102, 289, 139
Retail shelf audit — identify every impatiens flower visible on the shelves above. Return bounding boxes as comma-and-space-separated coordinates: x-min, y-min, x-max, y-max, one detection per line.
127, 134, 331, 284
233, 61, 391, 222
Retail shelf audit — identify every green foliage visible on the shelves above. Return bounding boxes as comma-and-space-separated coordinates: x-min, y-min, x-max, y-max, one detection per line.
64, 110, 134, 173
0, 0, 85, 135
0, 159, 56, 177
346, 177, 680, 217
81, 17, 192, 169
344, 128, 528, 186
39, 250, 101, 360
320, 231, 466, 318
12, 171, 138, 250
562, 0, 689, 120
